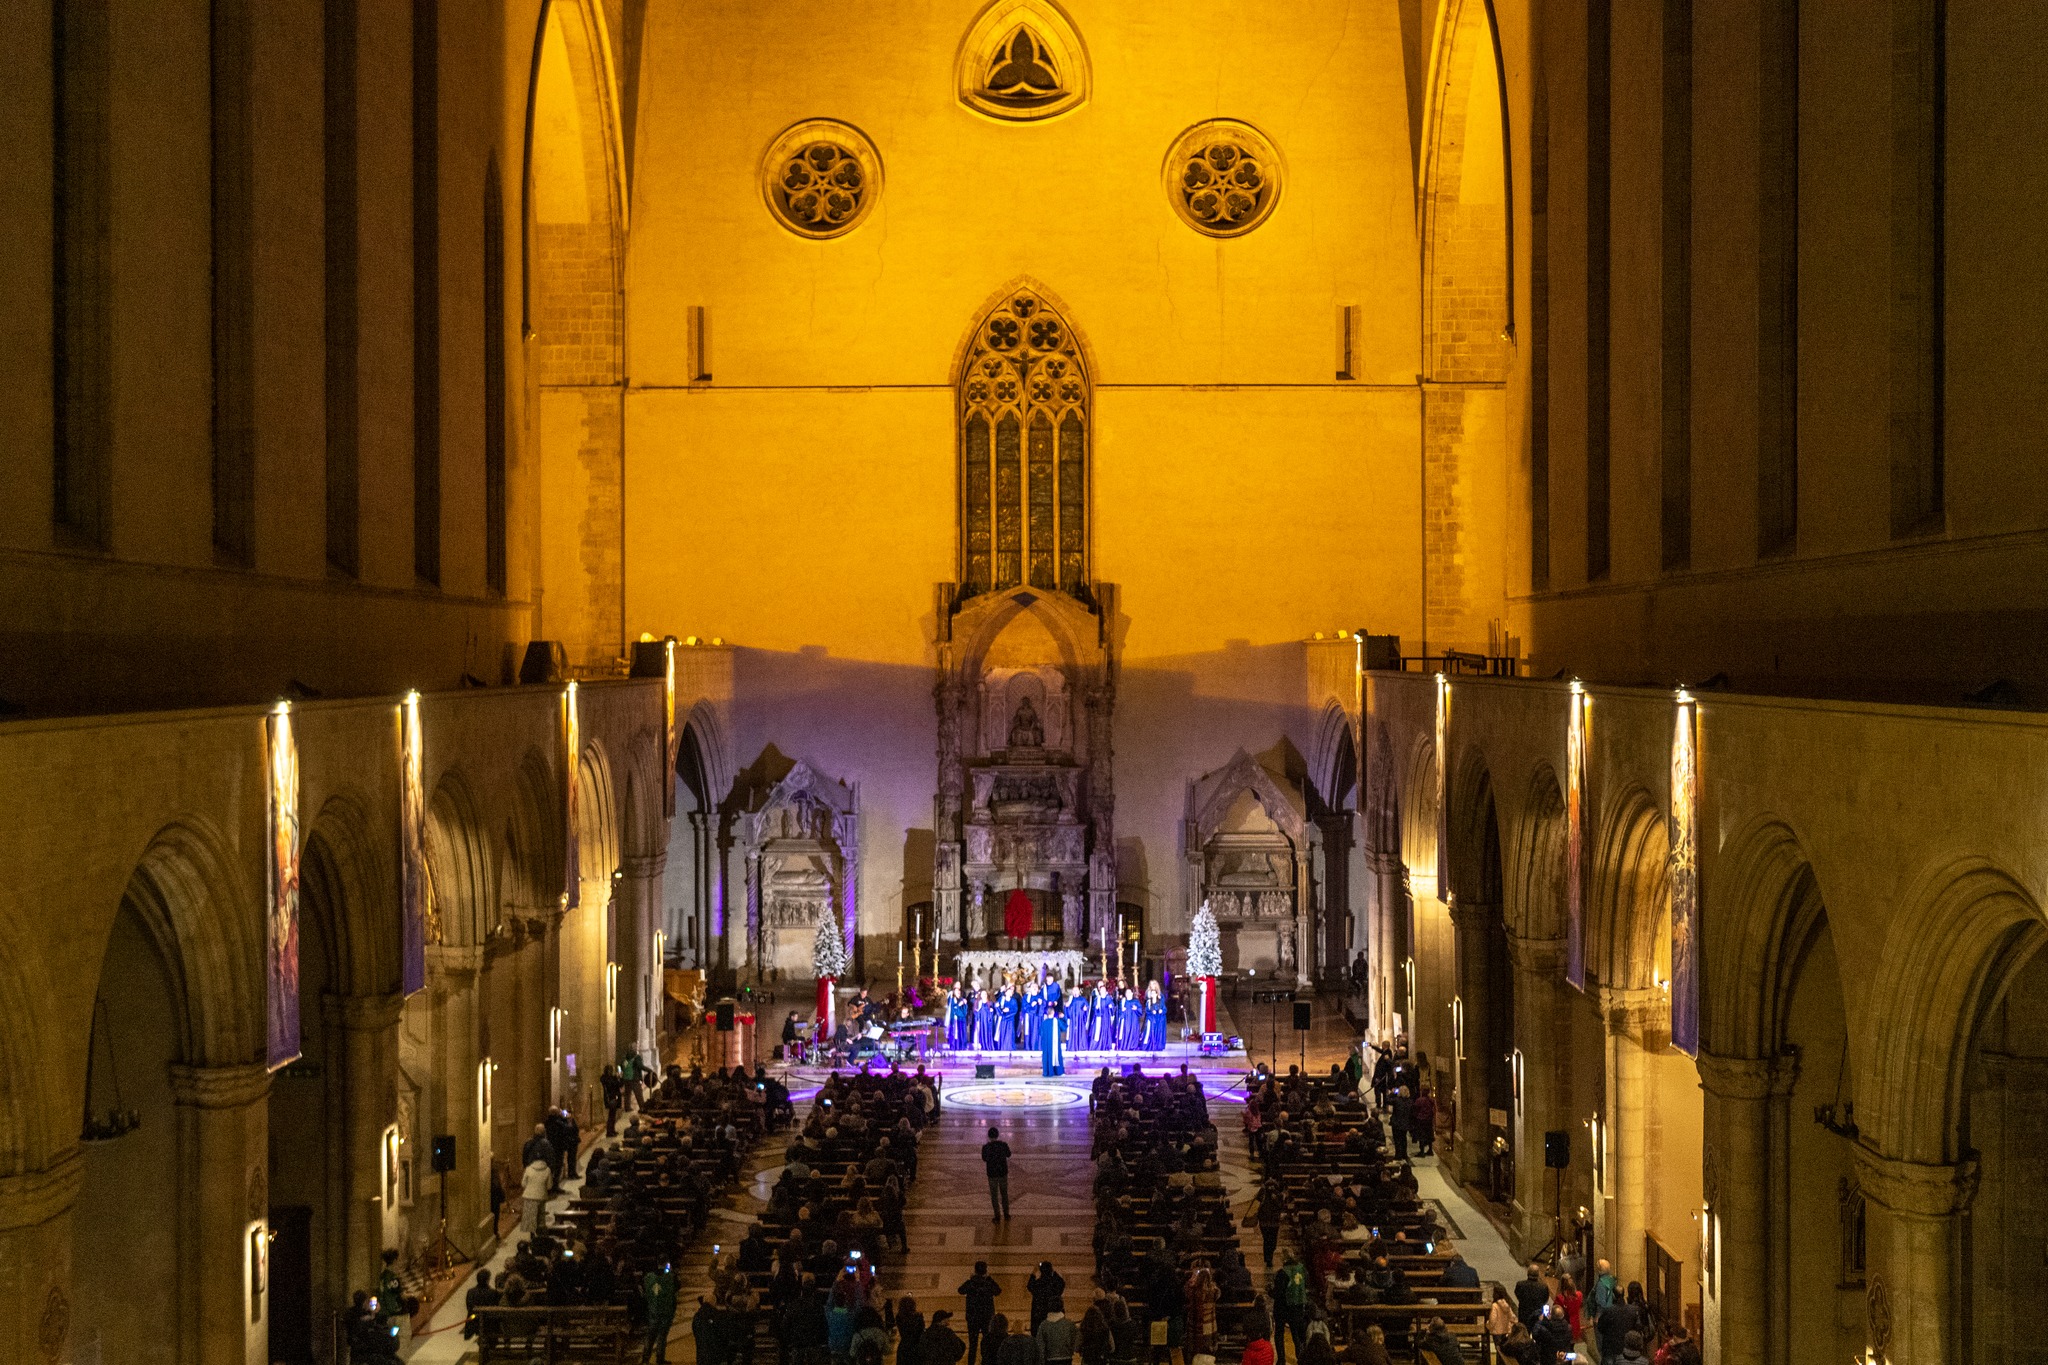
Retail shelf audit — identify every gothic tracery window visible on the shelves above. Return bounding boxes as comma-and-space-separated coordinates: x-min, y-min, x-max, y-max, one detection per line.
959, 291, 1088, 600
760, 120, 883, 239
1165, 120, 1285, 238
957, 1, 1089, 123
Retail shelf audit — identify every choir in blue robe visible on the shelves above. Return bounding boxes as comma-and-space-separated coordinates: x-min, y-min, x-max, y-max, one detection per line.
998, 989, 1020, 1051
1040, 1007, 1067, 1076
1020, 986, 1043, 1051
973, 993, 998, 1050
1142, 994, 1168, 1051
947, 990, 972, 1050
1066, 988, 1093, 1049
1090, 988, 1118, 1050
1119, 991, 1144, 1050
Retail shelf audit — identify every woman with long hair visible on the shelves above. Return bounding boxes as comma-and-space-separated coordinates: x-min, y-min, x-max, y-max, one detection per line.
1184, 1265, 1219, 1359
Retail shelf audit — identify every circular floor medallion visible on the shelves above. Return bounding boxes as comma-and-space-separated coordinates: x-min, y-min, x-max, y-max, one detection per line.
944, 1082, 1087, 1109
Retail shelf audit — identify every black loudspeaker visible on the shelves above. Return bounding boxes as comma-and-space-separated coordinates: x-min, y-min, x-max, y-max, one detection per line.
431, 1135, 457, 1174
715, 1001, 736, 1031
975, 1063, 996, 1079
519, 640, 566, 685
1292, 1001, 1312, 1031
1544, 1130, 1570, 1169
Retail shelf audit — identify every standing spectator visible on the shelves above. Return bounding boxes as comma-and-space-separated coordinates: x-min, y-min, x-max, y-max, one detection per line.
1184, 1266, 1218, 1361
1613, 1330, 1651, 1365
1513, 1263, 1550, 1330
1409, 1087, 1436, 1157
958, 1262, 1003, 1365
921, 1312, 967, 1365
545, 1106, 582, 1181
1270, 1249, 1310, 1365
1249, 1180, 1285, 1269
1026, 1262, 1066, 1332
1078, 1299, 1113, 1365
992, 1314, 1037, 1365
1389, 1089, 1412, 1160
1486, 1286, 1517, 1347
1037, 1301, 1077, 1365
522, 1122, 554, 1171
896, 1296, 927, 1365
520, 1158, 551, 1234
1533, 1303, 1574, 1363
694, 1297, 728, 1365
463, 1269, 501, 1340
601, 1065, 626, 1136
642, 1263, 679, 1364
981, 1127, 1014, 1221
1554, 1274, 1584, 1343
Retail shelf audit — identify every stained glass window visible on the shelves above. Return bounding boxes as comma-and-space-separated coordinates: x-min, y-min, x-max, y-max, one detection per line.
957, 290, 1089, 603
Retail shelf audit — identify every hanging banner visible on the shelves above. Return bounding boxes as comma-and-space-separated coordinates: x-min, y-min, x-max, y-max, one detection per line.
1566, 682, 1588, 991
563, 681, 582, 908
663, 638, 679, 818
265, 702, 303, 1070
1670, 693, 1701, 1056
398, 691, 430, 997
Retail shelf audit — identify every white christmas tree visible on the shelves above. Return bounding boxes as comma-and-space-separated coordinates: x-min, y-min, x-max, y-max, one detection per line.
1188, 900, 1222, 978
813, 912, 850, 979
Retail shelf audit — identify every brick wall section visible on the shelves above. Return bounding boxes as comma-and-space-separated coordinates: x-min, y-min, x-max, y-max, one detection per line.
1425, 387, 1471, 652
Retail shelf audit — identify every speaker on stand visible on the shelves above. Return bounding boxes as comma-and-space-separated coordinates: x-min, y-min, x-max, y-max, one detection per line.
421, 1134, 470, 1275
1536, 1129, 1570, 1266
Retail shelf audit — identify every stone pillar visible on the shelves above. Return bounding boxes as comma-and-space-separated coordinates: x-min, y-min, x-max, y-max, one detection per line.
1371, 852, 1405, 1038
1450, 898, 1494, 1184
1507, 934, 1566, 1257
322, 991, 401, 1299
1319, 813, 1354, 988
1292, 845, 1313, 986
422, 950, 486, 1250
619, 854, 665, 1065
0, 1151, 84, 1365
1598, 987, 1663, 1284
1696, 1051, 1793, 1365
1855, 1147, 1977, 1365
170, 1062, 272, 1365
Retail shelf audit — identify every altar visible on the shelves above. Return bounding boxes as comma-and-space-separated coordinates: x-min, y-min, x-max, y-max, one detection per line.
955, 948, 1090, 992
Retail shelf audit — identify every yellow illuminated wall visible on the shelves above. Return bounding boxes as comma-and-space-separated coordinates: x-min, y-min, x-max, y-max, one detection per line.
616, 1, 1452, 941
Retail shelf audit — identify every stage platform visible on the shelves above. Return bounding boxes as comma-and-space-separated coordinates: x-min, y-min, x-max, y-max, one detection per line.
779, 1034, 1252, 1102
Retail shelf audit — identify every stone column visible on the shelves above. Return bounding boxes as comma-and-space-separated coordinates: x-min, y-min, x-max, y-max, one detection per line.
170, 1062, 272, 1365
1292, 845, 1313, 987
1507, 934, 1566, 1257
1597, 987, 1663, 1284
1370, 851, 1405, 1037
322, 991, 401, 1300
1855, 1147, 1977, 1365
618, 854, 665, 1065
1696, 1051, 1792, 1365
423, 949, 486, 1249
1449, 898, 1495, 1184
0, 1150, 84, 1365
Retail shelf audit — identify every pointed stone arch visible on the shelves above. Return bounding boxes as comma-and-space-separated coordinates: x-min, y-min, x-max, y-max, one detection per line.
302, 789, 399, 996
1509, 761, 1568, 944
1701, 815, 1829, 1060
1586, 785, 1669, 993
426, 767, 495, 948
113, 819, 266, 1068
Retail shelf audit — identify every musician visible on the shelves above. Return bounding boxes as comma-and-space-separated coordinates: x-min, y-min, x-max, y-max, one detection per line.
1142, 981, 1169, 1052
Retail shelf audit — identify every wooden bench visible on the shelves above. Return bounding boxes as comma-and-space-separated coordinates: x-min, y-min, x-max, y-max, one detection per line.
476, 1305, 633, 1363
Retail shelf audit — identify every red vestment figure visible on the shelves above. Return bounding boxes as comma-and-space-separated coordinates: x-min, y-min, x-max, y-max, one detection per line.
1004, 887, 1034, 939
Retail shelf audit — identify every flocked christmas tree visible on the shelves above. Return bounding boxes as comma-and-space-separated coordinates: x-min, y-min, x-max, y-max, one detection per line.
1188, 900, 1222, 1035
1188, 901, 1223, 978
813, 912, 850, 979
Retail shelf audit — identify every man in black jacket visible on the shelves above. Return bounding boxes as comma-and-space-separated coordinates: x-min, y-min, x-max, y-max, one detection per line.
1512, 1263, 1550, 1330
958, 1262, 1002, 1365
922, 1311, 967, 1365
980, 1127, 1013, 1221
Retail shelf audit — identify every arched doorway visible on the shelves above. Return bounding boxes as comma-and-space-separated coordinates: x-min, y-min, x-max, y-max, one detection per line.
667, 722, 716, 967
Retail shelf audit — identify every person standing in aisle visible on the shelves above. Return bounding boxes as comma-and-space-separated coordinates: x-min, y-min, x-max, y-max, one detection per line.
981, 1126, 1013, 1221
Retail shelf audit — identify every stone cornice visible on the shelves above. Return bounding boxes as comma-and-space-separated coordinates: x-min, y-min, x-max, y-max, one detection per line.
426, 945, 485, 979
168, 1062, 273, 1110
1695, 1050, 1798, 1101
321, 990, 404, 1031
0, 1147, 84, 1231
1597, 985, 1667, 1040
1507, 934, 1566, 977
621, 853, 668, 880
1853, 1145, 1979, 1219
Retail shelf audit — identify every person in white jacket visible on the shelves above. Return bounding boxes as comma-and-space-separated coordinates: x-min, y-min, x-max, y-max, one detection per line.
521, 1158, 552, 1234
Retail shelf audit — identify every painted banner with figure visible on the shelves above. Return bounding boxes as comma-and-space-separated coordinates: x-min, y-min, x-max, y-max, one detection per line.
266, 703, 303, 1069
399, 692, 430, 997
663, 638, 679, 818
1670, 694, 1700, 1055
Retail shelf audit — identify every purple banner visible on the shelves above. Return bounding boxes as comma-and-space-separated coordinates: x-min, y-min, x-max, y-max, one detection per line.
265, 705, 303, 1070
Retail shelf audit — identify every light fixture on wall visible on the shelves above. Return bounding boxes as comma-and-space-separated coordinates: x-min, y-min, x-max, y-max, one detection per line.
606, 961, 620, 1015
81, 994, 142, 1141
1814, 1101, 1859, 1139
